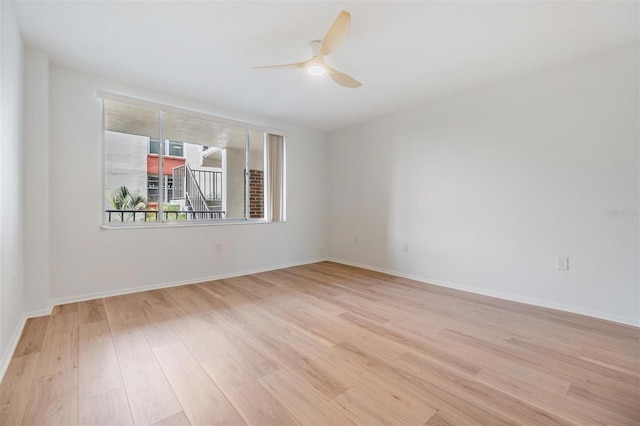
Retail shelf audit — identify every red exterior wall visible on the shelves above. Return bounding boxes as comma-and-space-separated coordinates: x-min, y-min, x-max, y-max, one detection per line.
147, 154, 185, 176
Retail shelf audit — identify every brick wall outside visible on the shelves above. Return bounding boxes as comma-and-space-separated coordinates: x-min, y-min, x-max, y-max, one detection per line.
247, 169, 264, 218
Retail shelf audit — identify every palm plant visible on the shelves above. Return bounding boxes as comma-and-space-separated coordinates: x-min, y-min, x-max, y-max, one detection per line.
108, 186, 147, 221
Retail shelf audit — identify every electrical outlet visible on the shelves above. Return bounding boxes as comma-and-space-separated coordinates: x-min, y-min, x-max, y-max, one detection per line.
556, 256, 569, 271
402, 242, 409, 252
215, 242, 223, 253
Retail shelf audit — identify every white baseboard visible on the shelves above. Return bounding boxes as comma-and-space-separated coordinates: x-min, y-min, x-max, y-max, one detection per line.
0, 314, 28, 384
328, 257, 640, 328
0, 256, 328, 382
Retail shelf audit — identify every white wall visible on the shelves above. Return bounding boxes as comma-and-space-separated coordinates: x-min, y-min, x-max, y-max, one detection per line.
328, 44, 639, 326
42, 64, 327, 306
23, 46, 50, 313
0, 1, 25, 364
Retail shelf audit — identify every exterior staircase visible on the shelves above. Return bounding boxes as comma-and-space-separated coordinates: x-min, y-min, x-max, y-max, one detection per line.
173, 164, 224, 219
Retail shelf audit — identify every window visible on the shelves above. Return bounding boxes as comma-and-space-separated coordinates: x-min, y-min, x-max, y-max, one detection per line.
147, 175, 173, 203
149, 139, 184, 157
149, 138, 160, 155
101, 95, 285, 226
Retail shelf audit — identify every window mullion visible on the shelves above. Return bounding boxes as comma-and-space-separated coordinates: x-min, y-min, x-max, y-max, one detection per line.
158, 111, 164, 222
245, 128, 250, 220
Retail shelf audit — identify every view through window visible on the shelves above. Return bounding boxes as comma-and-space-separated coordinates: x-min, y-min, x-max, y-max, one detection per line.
102, 97, 284, 225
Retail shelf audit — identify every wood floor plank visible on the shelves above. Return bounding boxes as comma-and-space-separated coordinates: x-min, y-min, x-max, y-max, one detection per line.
167, 315, 226, 362
342, 329, 408, 363
165, 284, 239, 327
134, 289, 186, 321
206, 325, 281, 379
580, 346, 640, 376
278, 331, 438, 426
131, 297, 181, 348
153, 341, 245, 426
474, 363, 572, 398
394, 351, 575, 425
0, 353, 39, 425
22, 369, 78, 426
236, 326, 350, 399
79, 387, 133, 426
258, 303, 351, 345
78, 320, 123, 400
567, 380, 639, 422
340, 312, 482, 376
34, 311, 78, 378
475, 369, 635, 425
323, 293, 392, 324
201, 354, 300, 425
13, 316, 49, 357
150, 411, 191, 426
329, 387, 408, 426
112, 329, 182, 425
51, 302, 78, 316
444, 328, 639, 391
103, 295, 137, 332
210, 286, 294, 336
78, 299, 107, 324
258, 369, 355, 425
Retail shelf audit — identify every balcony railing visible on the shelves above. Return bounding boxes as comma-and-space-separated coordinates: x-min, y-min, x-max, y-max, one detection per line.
173, 165, 222, 201
105, 209, 226, 222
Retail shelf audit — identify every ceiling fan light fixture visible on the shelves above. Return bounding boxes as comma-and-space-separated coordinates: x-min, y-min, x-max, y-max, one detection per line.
307, 63, 326, 76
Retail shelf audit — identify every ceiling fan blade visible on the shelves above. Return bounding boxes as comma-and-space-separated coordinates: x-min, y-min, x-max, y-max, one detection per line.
319, 11, 351, 57
252, 59, 310, 70
326, 64, 361, 88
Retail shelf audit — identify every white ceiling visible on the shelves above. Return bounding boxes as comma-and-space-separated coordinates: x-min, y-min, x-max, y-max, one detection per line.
12, 1, 639, 132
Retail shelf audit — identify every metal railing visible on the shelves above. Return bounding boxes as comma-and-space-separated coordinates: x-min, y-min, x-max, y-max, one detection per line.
186, 166, 209, 219
193, 169, 222, 201
173, 165, 186, 199
173, 165, 222, 201
105, 210, 226, 222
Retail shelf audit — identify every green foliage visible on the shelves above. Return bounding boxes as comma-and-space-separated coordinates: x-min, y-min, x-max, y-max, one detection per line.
108, 186, 147, 211
107, 186, 147, 222
143, 204, 187, 221
163, 204, 187, 220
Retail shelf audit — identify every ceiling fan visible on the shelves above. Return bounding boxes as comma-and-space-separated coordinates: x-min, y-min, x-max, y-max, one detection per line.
253, 11, 361, 88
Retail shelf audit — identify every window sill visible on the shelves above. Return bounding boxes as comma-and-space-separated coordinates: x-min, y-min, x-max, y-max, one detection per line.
100, 218, 277, 230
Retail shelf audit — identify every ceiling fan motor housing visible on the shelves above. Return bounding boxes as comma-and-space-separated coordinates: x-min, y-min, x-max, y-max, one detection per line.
310, 40, 323, 57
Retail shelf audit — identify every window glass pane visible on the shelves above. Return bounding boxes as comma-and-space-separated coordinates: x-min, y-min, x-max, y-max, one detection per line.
163, 112, 243, 221
104, 130, 156, 223
163, 112, 224, 147
104, 100, 158, 139
168, 141, 184, 157
149, 138, 160, 155
147, 175, 159, 202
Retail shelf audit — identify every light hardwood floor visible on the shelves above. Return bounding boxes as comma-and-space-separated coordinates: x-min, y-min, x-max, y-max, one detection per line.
1, 262, 638, 425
